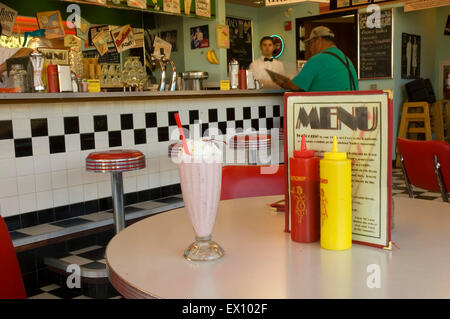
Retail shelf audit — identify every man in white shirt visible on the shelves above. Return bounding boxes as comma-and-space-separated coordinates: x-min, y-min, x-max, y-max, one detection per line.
249, 36, 286, 89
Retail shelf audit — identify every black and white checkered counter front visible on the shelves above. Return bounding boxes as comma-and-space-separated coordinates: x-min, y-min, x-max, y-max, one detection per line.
0, 91, 285, 230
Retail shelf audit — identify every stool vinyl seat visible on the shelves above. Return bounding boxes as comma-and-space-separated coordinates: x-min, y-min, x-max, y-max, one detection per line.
85, 149, 146, 234
86, 150, 145, 173
229, 134, 272, 150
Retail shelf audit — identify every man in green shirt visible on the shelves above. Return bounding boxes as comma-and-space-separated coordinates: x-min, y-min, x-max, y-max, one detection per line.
269, 26, 359, 92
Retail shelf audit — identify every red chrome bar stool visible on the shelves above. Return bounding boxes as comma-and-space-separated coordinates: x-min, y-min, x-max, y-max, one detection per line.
168, 141, 183, 160
86, 150, 146, 234
229, 133, 272, 165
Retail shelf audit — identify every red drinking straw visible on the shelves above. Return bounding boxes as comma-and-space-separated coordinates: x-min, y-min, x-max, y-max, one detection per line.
174, 113, 191, 155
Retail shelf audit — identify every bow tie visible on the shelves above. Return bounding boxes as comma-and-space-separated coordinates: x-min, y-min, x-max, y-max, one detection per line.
264, 58, 274, 62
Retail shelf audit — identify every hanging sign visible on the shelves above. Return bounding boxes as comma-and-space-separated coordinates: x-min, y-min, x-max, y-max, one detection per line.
111, 25, 136, 53
0, 2, 18, 37
284, 91, 393, 249
163, 0, 181, 14
196, 0, 211, 18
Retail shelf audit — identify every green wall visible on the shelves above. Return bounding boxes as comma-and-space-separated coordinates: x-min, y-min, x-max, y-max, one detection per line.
225, 1, 320, 78
182, 0, 226, 83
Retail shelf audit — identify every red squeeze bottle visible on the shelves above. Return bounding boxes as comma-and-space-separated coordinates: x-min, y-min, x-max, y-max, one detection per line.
47, 62, 59, 93
289, 134, 320, 243
239, 68, 247, 90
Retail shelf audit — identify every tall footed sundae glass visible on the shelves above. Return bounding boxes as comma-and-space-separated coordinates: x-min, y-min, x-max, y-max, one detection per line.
178, 139, 224, 261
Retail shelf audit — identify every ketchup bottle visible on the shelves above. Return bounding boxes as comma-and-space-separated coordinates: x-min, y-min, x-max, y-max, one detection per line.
289, 134, 320, 243
239, 68, 247, 90
47, 62, 59, 93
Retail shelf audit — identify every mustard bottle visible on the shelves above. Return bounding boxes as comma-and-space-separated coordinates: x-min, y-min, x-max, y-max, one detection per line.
320, 136, 352, 251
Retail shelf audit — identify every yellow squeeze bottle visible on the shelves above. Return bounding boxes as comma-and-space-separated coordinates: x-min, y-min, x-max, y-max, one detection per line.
320, 136, 352, 251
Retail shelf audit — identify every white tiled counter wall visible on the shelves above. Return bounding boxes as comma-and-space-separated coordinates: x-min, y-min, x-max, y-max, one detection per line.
0, 95, 284, 218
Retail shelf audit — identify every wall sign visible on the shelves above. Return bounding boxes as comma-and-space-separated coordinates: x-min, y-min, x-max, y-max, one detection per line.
284, 91, 393, 249
358, 8, 393, 79
270, 34, 285, 59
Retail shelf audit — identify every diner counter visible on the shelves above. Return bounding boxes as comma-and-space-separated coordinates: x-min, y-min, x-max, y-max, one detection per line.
0, 89, 285, 103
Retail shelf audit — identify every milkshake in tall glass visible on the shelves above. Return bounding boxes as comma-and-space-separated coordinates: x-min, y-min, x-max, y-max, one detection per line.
178, 139, 224, 261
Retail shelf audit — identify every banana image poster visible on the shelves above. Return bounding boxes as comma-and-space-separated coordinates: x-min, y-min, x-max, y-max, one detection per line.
284, 91, 393, 249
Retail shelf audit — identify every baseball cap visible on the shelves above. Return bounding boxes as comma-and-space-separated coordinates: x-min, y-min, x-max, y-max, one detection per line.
304, 26, 335, 44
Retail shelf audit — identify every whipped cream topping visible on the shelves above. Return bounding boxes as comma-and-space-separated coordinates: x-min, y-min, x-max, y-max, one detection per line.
177, 139, 223, 163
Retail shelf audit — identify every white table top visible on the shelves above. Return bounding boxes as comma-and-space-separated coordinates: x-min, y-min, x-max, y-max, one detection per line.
106, 196, 450, 299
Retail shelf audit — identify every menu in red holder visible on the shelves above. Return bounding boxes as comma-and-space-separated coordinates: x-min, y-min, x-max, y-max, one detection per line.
284, 91, 393, 249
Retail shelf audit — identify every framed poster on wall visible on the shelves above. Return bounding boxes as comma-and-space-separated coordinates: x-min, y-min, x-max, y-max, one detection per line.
401, 33, 421, 79
284, 91, 393, 249
226, 16, 253, 69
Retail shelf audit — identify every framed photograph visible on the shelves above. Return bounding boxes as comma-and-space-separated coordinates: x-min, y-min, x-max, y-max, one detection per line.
284, 91, 393, 249
36, 11, 65, 39
37, 48, 69, 65
160, 30, 178, 52
401, 33, 421, 79
226, 16, 253, 69
190, 25, 209, 50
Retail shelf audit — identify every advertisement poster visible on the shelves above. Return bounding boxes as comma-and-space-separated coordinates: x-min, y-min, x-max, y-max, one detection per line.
111, 25, 136, 53
190, 25, 209, 49
163, 0, 181, 14
160, 30, 178, 52
153, 36, 172, 58
92, 31, 110, 56
195, 0, 211, 18
284, 91, 392, 249
216, 24, 230, 49
0, 3, 18, 37
127, 0, 147, 9
36, 10, 65, 39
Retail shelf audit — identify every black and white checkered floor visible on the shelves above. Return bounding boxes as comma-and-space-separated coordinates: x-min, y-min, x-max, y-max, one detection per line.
27, 169, 447, 299
392, 168, 447, 201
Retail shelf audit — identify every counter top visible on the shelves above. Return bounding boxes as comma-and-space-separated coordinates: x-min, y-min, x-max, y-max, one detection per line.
0, 89, 285, 103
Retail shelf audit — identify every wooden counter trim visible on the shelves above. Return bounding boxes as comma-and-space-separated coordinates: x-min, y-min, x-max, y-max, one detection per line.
0, 90, 285, 104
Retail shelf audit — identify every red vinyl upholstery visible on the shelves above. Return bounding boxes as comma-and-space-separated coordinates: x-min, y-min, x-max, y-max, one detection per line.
0, 217, 26, 299
221, 165, 286, 200
397, 138, 450, 193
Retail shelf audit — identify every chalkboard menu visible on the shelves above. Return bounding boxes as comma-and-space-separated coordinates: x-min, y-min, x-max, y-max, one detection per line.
226, 17, 253, 69
358, 8, 393, 79
83, 47, 121, 64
